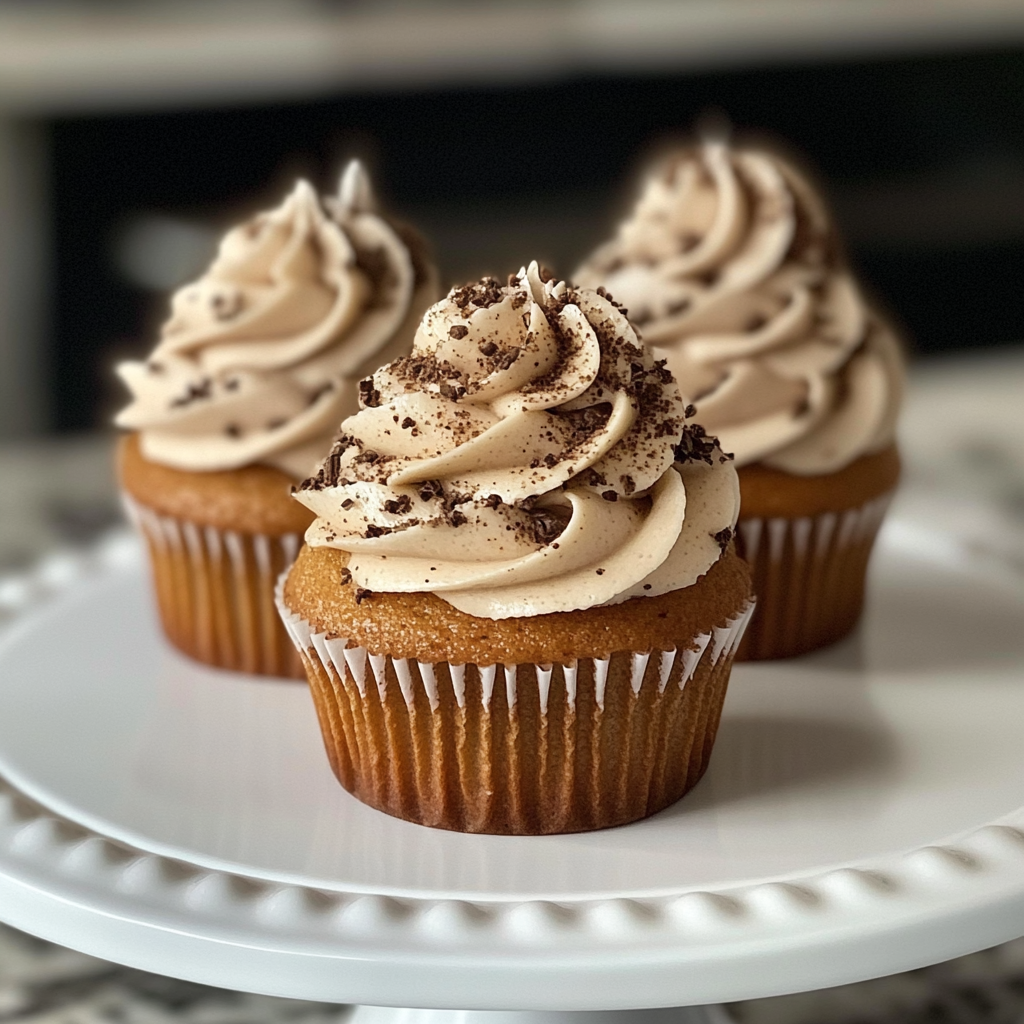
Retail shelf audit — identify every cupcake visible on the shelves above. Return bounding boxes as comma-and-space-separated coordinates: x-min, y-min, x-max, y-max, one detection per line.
575, 140, 904, 660
278, 262, 753, 834
116, 162, 438, 677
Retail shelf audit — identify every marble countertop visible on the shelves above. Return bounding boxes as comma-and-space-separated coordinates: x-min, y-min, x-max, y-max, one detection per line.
1, 345, 1023, 1022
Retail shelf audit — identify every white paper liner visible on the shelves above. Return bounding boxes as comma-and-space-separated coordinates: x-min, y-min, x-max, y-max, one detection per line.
735, 489, 893, 660
274, 573, 754, 714
124, 494, 303, 677
275, 574, 754, 833
737, 491, 893, 567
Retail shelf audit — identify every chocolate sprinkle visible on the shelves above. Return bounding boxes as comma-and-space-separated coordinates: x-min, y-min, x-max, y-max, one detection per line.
451, 276, 504, 311
169, 378, 212, 409
713, 527, 733, 551
359, 378, 382, 408
384, 495, 413, 515
674, 423, 720, 466
354, 587, 373, 604
528, 506, 570, 545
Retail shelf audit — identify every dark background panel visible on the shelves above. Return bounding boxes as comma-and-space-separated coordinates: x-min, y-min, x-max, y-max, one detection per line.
52, 47, 1024, 430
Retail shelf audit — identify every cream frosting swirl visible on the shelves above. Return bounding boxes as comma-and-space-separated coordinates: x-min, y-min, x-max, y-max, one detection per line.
115, 162, 437, 479
293, 262, 740, 620
575, 141, 904, 475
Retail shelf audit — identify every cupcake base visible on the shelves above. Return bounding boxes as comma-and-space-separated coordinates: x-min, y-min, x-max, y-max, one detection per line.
734, 446, 900, 661
127, 496, 305, 678
117, 434, 312, 679
735, 493, 892, 661
278, 585, 753, 835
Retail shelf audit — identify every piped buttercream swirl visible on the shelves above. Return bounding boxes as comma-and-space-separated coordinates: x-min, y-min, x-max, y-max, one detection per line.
293, 262, 740, 620
575, 142, 904, 475
115, 162, 437, 479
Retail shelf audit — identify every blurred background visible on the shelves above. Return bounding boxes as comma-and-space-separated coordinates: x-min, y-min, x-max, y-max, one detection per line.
2, 0, 1024, 441
1, 1, 1024, 565
2, 3, 1024, 1019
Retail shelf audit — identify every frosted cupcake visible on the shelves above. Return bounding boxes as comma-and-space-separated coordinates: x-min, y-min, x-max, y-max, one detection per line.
278, 263, 753, 834
116, 162, 437, 677
576, 141, 903, 660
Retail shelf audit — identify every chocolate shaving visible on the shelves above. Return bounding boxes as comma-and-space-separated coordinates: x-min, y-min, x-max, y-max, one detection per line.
359, 378, 382, 408
495, 346, 520, 370
384, 495, 413, 515
340, 567, 352, 585
528, 506, 570, 545
418, 479, 443, 502
354, 587, 373, 604
169, 378, 212, 409
713, 527, 733, 552
451, 276, 504, 311
449, 325, 469, 339
674, 423, 720, 466
210, 290, 244, 321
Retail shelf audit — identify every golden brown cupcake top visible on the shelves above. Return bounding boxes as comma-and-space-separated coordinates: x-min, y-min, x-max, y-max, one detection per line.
575, 140, 904, 475
115, 162, 437, 481
117, 433, 313, 536
284, 543, 752, 664
292, 262, 740, 620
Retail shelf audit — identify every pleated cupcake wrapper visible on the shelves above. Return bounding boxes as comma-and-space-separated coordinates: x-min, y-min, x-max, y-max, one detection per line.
735, 489, 893, 661
123, 494, 304, 678
276, 577, 754, 834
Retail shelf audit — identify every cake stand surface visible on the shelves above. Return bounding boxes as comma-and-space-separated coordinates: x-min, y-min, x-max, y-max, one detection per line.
0, 518, 1024, 1016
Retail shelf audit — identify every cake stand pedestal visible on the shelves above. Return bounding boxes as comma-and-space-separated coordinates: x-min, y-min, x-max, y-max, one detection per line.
1, 521, 1024, 1018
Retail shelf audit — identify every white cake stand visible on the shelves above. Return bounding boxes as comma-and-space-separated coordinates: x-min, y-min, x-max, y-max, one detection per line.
1, 517, 1024, 1024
